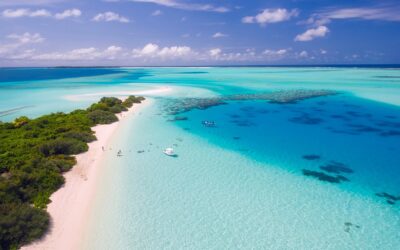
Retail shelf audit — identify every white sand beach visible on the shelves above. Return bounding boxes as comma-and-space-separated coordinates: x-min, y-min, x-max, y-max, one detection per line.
23, 96, 155, 250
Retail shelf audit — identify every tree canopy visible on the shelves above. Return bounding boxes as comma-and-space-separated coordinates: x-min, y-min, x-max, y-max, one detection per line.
0, 95, 145, 249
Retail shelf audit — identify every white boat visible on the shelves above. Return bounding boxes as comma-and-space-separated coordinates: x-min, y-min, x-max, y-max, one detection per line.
202, 120, 216, 127
163, 147, 176, 157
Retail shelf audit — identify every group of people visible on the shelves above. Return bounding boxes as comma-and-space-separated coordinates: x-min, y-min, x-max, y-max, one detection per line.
101, 146, 123, 157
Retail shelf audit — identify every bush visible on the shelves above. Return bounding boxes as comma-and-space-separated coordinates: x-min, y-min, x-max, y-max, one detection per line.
87, 110, 118, 124
39, 138, 88, 156
99, 97, 122, 107
0, 203, 50, 250
2, 122, 15, 129
40, 155, 77, 173
87, 97, 133, 114
122, 95, 145, 108
108, 105, 127, 114
33, 191, 51, 209
63, 131, 96, 143
122, 99, 133, 108
87, 102, 109, 112
13, 116, 30, 128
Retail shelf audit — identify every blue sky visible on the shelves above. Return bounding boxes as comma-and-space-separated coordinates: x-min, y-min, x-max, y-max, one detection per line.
0, 0, 399, 66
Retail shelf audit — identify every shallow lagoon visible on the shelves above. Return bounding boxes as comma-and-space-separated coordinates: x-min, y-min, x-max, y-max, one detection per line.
1, 67, 400, 249
83, 96, 400, 249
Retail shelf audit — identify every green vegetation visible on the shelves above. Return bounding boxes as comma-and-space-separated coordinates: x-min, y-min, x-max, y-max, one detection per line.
122, 95, 145, 108
0, 203, 50, 250
88, 97, 127, 114
0, 95, 144, 249
87, 110, 118, 124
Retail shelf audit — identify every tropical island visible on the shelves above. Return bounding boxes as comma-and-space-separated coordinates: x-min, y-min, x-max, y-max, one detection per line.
0, 95, 145, 250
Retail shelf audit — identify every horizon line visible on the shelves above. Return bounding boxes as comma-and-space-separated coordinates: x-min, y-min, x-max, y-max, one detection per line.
1, 63, 400, 69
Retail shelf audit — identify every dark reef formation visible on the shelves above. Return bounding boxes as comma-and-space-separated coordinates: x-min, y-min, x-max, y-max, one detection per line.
302, 159, 353, 184
302, 169, 349, 183
163, 89, 337, 115
228, 89, 336, 104
302, 154, 321, 160
319, 161, 354, 174
375, 76, 400, 79
379, 130, 400, 137
344, 222, 361, 233
164, 97, 227, 115
289, 114, 323, 125
375, 192, 400, 205
346, 124, 381, 133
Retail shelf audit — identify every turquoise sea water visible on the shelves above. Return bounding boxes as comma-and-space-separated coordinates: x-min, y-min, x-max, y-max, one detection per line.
1, 67, 400, 249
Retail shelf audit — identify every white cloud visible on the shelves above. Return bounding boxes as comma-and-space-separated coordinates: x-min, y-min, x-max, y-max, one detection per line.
2, 8, 28, 18
158, 46, 191, 57
151, 10, 162, 16
33, 47, 95, 60
205, 50, 259, 62
0, 32, 320, 64
322, 7, 400, 22
105, 45, 122, 53
302, 6, 400, 28
132, 43, 193, 59
2, 8, 81, 19
32, 45, 123, 60
207, 48, 261, 62
7, 32, 44, 44
139, 43, 159, 55
263, 49, 288, 56
92, 12, 130, 23
209, 48, 221, 57
299, 50, 308, 58
2, 8, 51, 18
299, 15, 331, 27
0, 44, 319, 64
131, 0, 229, 13
30, 9, 52, 17
242, 8, 298, 25
102, 45, 122, 59
0, 32, 44, 58
54, 8, 81, 20
7, 49, 36, 59
199, 47, 291, 63
212, 32, 228, 38
295, 26, 329, 42
260, 49, 291, 61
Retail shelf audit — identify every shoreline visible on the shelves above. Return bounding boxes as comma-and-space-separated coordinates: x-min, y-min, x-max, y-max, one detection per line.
23, 99, 151, 250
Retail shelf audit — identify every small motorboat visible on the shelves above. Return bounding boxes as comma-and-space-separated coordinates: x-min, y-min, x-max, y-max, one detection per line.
163, 147, 177, 157
202, 120, 216, 127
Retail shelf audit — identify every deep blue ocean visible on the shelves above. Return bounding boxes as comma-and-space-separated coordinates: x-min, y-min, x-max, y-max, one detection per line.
170, 94, 400, 197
